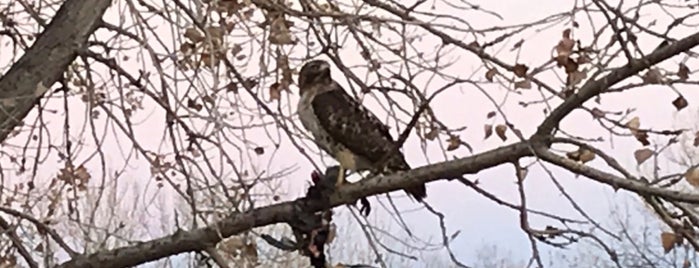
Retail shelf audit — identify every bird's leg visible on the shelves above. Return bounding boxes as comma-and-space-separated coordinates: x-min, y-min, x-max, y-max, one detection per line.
335, 166, 347, 187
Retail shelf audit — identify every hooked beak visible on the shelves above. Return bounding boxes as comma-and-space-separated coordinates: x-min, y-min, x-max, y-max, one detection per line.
318, 62, 330, 72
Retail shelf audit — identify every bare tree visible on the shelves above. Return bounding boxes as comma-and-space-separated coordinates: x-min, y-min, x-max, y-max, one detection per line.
2, 0, 699, 267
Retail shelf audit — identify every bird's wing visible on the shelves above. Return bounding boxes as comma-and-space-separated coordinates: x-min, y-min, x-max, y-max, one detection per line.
311, 82, 410, 171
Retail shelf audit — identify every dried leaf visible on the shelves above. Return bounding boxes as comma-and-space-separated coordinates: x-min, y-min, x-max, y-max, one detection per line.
484, 124, 493, 139
514, 79, 532, 89
187, 98, 203, 111
269, 82, 282, 102
225, 82, 238, 94
446, 135, 461, 151
661, 232, 676, 253
678, 63, 690, 80
231, 43, 243, 56
425, 127, 439, 141
485, 68, 498, 82
626, 117, 641, 131
243, 241, 258, 262
694, 131, 699, 147
495, 124, 507, 141
642, 68, 664, 84
254, 147, 264, 155
567, 70, 587, 86
673, 95, 688, 111
513, 64, 529, 78
486, 111, 496, 119
184, 27, 205, 43
685, 167, 699, 187
591, 108, 604, 119
566, 147, 595, 163
634, 148, 653, 165
555, 29, 575, 58
269, 16, 295, 45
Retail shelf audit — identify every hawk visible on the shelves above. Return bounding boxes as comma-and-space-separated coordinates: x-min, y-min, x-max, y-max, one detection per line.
296, 59, 427, 202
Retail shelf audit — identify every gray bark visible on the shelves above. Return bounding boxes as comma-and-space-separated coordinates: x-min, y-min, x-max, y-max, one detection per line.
0, 0, 112, 142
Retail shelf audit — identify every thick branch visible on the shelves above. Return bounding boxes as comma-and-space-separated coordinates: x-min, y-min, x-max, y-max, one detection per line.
57, 142, 532, 268
535, 31, 699, 136
0, 0, 112, 142
535, 148, 699, 203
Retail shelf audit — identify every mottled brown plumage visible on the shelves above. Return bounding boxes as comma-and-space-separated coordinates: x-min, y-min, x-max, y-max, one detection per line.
296, 59, 426, 201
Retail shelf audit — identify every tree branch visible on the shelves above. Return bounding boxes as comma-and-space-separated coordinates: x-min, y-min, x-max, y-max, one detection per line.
0, 0, 111, 142
535, 31, 699, 137
57, 141, 532, 268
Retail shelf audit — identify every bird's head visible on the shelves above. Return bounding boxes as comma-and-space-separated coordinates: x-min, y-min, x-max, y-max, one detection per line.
298, 59, 331, 94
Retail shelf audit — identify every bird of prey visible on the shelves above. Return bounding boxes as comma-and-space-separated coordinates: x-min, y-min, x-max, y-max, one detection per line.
296, 59, 427, 202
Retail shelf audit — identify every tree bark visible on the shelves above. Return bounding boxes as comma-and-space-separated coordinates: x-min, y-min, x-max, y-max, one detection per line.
0, 0, 112, 142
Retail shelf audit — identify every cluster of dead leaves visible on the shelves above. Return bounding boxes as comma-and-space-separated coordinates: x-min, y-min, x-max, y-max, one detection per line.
555, 29, 591, 90
201, 0, 248, 14
57, 163, 91, 191
641, 66, 690, 111
484, 64, 530, 90
219, 235, 259, 265
265, 11, 296, 45
268, 53, 294, 102
179, 24, 234, 70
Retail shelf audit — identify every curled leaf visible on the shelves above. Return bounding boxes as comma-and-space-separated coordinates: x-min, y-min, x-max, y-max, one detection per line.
484, 124, 493, 139
485, 68, 498, 82
685, 167, 699, 187
495, 124, 507, 141
634, 149, 653, 165
446, 135, 461, 151
661, 232, 677, 253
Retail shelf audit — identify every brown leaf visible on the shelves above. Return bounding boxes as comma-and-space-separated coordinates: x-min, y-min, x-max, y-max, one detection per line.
634, 148, 653, 165
199, 53, 220, 67
591, 108, 604, 119
184, 27, 205, 43
555, 29, 575, 58
566, 147, 595, 164
254, 147, 264, 155
661, 232, 676, 253
626, 117, 640, 131
673, 95, 688, 111
486, 111, 496, 119
187, 98, 203, 111
231, 43, 243, 56
626, 117, 650, 145
495, 124, 507, 141
578, 149, 595, 163
484, 124, 493, 139
567, 70, 587, 86
269, 82, 282, 102
243, 241, 258, 262
425, 127, 439, 141
485, 68, 498, 82
642, 68, 664, 84
694, 131, 699, 147
225, 82, 238, 94
678, 63, 690, 80
685, 167, 699, 187
446, 135, 461, 151
513, 64, 529, 78
269, 16, 295, 45
514, 79, 532, 89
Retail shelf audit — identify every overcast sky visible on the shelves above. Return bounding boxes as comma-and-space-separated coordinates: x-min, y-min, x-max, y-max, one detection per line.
3, 0, 699, 267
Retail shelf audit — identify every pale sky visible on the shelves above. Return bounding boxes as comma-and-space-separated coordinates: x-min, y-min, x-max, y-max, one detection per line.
2, 0, 699, 267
